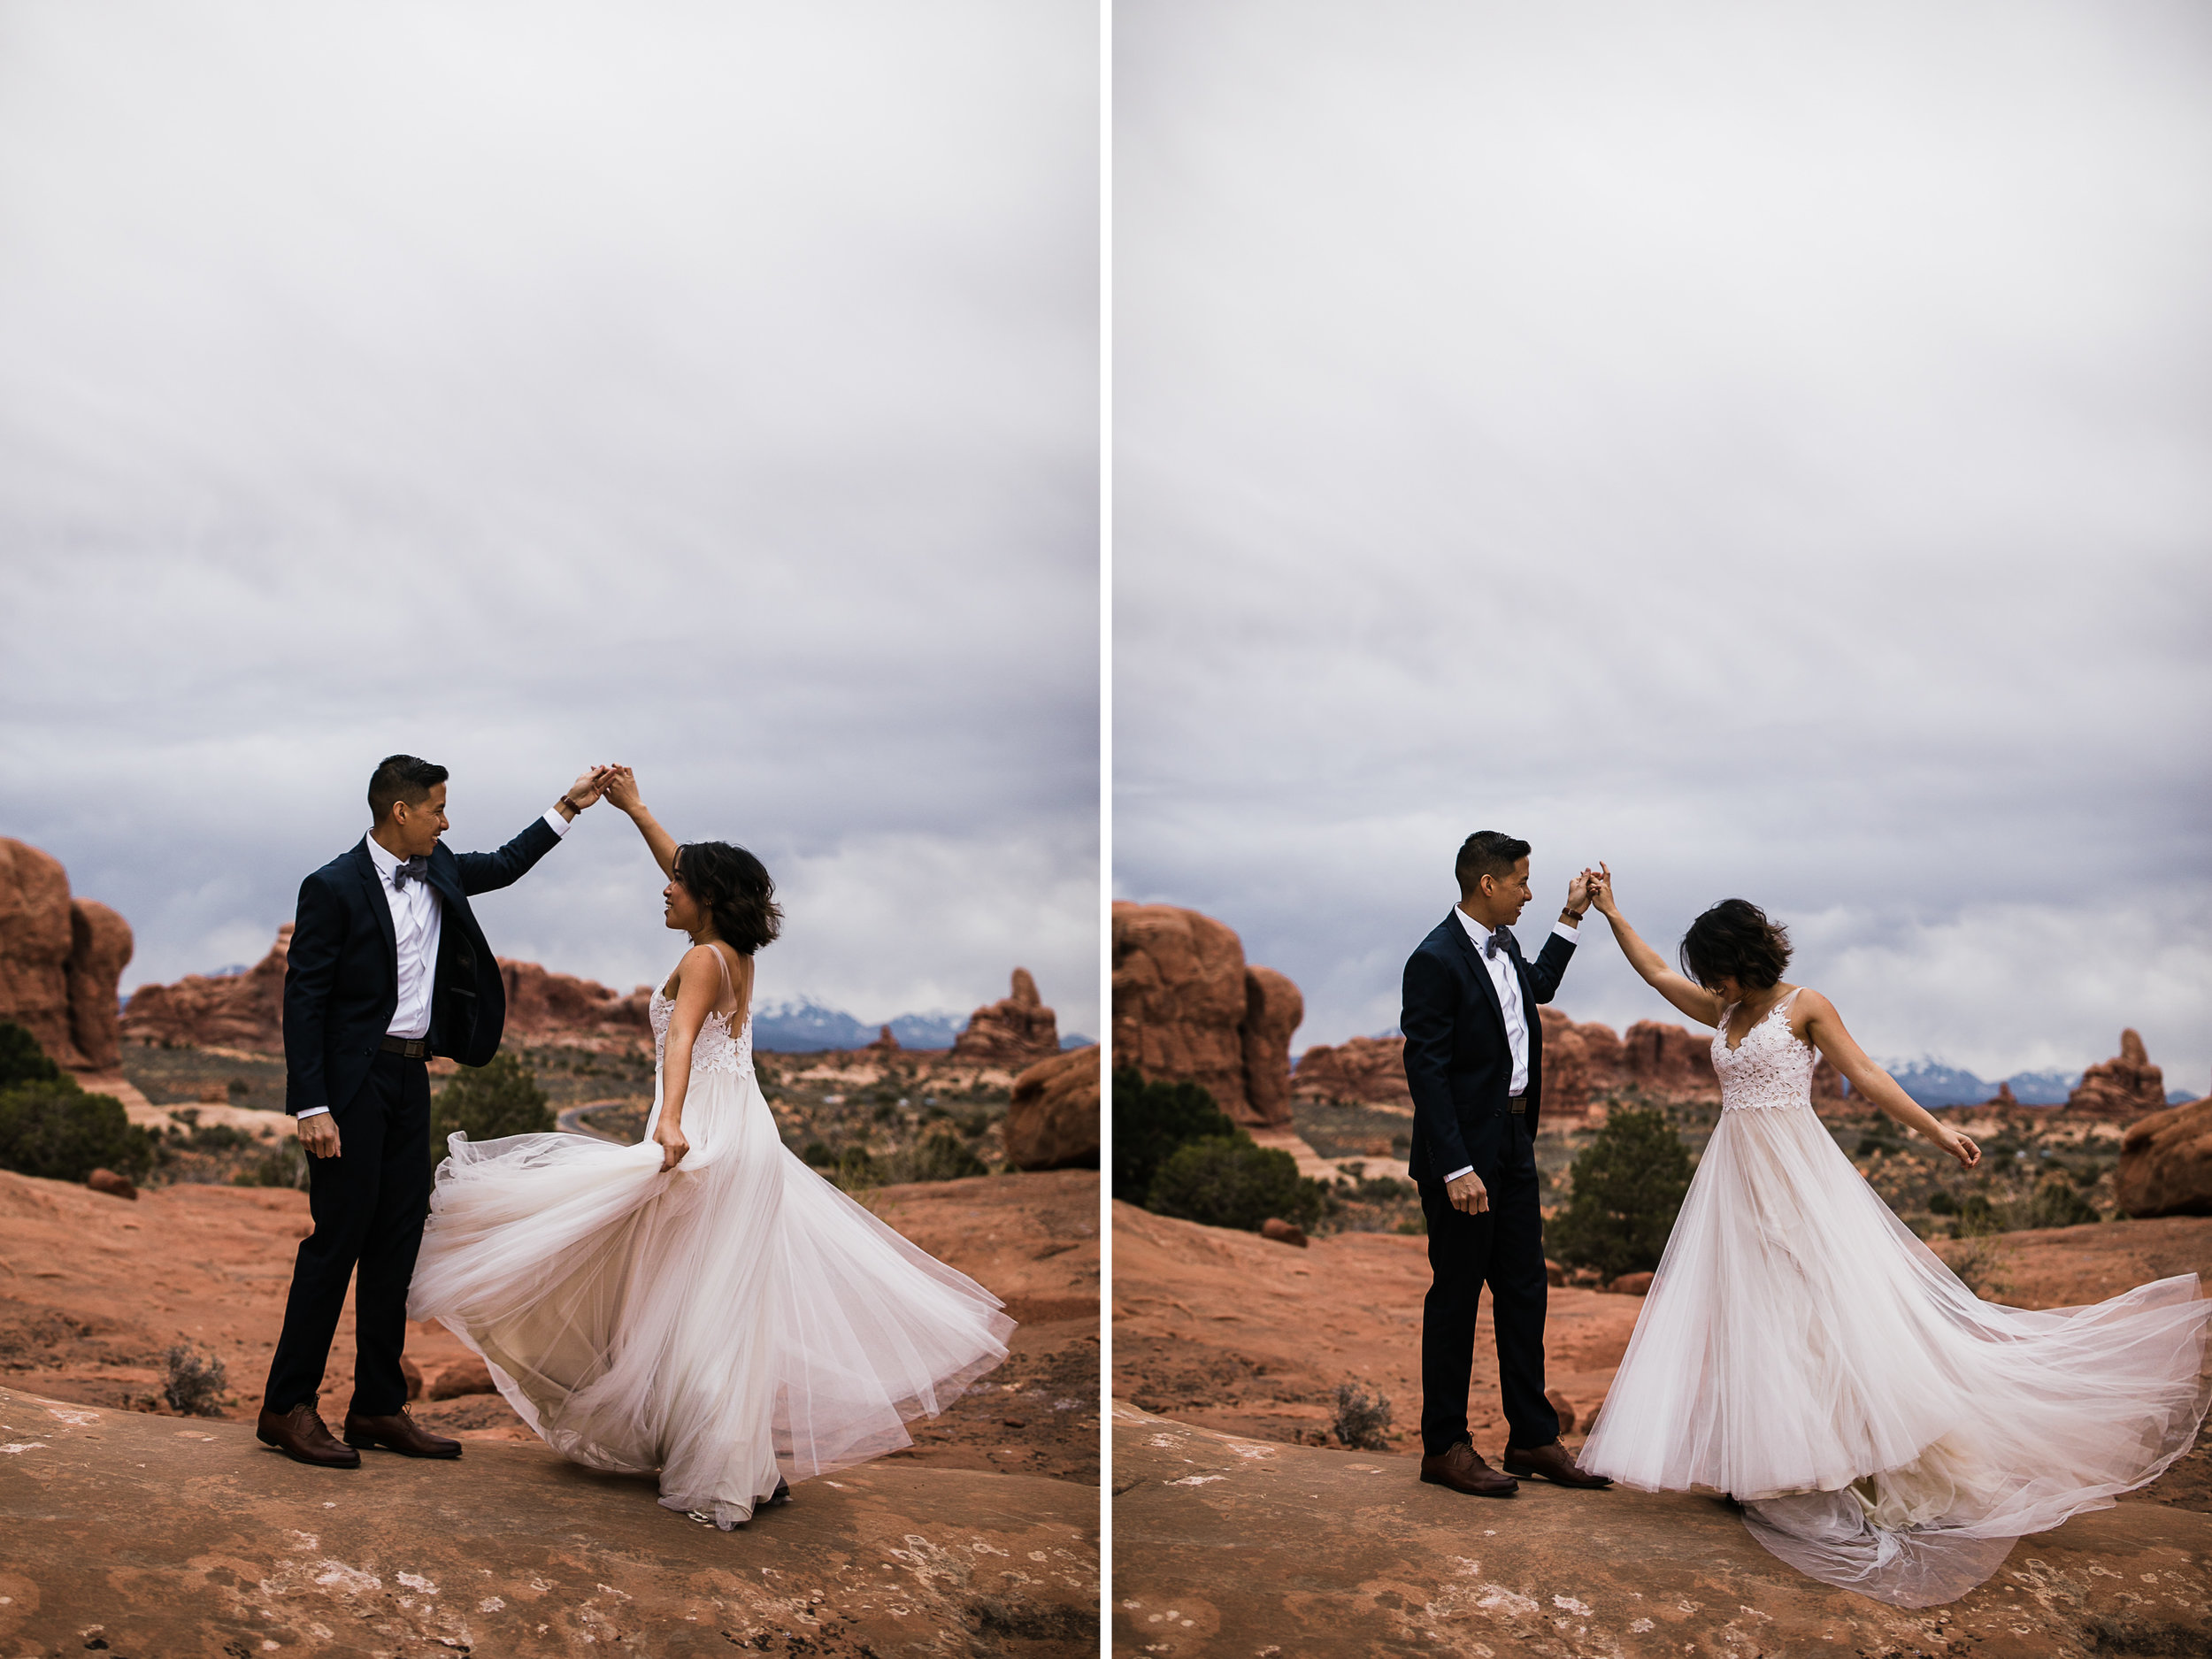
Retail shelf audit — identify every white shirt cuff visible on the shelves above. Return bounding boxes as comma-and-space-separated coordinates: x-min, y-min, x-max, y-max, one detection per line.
1444, 1164, 1473, 1184
543, 807, 573, 838
1553, 918, 1579, 942
296, 1105, 330, 1121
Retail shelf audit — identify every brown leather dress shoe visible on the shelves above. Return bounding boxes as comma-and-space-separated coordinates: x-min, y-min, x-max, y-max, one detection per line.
343, 1409, 462, 1459
257, 1403, 361, 1469
1418, 1439, 1517, 1497
1502, 1440, 1612, 1488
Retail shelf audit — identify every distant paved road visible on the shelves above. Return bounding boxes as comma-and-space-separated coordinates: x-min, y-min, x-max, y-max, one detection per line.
556, 1100, 630, 1142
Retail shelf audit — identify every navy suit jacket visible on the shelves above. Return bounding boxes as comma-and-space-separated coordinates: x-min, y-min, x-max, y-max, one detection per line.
1400, 910, 1576, 1184
281, 817, 561, 1117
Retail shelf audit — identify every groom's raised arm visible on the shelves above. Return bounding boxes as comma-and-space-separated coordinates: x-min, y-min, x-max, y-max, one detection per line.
282, 873, 345, 1116
453, 812, 565, 896
1402, 949, 1471, 1177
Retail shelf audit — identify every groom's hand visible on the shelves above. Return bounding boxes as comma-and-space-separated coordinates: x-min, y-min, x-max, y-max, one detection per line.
1564, 868, 1596, 918
1447, 1170, 1489, 1215
298, 1113, 342, 1159
557, 764, 614, 819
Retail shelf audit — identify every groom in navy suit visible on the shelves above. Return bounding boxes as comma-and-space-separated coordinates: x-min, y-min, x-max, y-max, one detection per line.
257, 754, 610, 1468
1402, 830, 1612, 1497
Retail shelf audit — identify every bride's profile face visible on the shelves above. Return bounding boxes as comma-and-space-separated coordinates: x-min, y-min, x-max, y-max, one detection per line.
663, 874, 707, 934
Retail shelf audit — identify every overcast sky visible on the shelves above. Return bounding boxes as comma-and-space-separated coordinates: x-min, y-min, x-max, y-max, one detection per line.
0, 2, 1098, 1033
1117, 1, 2211, 1090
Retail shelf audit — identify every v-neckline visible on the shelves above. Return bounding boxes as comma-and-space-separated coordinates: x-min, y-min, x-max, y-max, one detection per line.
1723, 992, 1788, 1054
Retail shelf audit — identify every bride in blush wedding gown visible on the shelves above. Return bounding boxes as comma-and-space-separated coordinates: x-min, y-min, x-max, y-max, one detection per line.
406, 768, 1014, 1528
1575, 870, 2209, 1607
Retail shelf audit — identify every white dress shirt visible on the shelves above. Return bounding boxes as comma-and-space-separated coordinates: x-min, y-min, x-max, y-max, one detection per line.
296, 808, 571, 1122
1442, 908, 1579, 1185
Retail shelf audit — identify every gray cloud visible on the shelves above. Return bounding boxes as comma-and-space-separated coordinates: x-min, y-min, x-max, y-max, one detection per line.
0, 0, 1099, 1031
1118, 0, 2211, 1088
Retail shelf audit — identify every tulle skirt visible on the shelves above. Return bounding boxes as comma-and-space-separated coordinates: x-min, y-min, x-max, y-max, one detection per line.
1578, 1102, 2210, 1606
406, 1063, 1015, 1528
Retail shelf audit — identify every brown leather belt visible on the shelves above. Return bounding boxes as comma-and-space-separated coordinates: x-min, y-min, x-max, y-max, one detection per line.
380, 1035, 429, 1059
1506, 1094, 1526, 1115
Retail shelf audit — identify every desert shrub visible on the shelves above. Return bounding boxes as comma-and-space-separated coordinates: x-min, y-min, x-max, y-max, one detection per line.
236, 1140, 311, 1190
163, 1344, 228, 1416
0, 1020, 60, 1089
893, 1130, 990, 1184
1145, 1136, 1324, 1233
180, 1122, 257, 1152
2024, 1173, 2101, 1229
0, 1079, 153, 1183
1112, 1069, 1241, 1203
1943, 1232, 2012, 1301
1926, 1190, 1959, 1216
431, 1052, 553, 1154
817, 1145, 882, 1193
1547, 1107, 1694, 1282
1948, 1193, 2001, 1237
1333, 1381, 1394, 1450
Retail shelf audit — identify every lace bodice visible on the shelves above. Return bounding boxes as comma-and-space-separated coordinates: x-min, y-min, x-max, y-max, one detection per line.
650, 985, 755, 1079
1712, 989, 1813, 1112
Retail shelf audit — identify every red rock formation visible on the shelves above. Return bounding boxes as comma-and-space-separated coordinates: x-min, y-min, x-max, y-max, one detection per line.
864, 1025, 901, 1056
496, 959, 652, 1047
2068, 1030, 2170, 1120
1239, 968, 1303, 1128
1004, 1045, 1100, 1171
949, 968, 1061, 1067
1536, 1009, 1628, 1120
1621, 1018, 1719, 1098
0, 839, 134, 1071
1110, 903, 1302, 1127
122, 926, 290, 1052
1292, 1035, 1415, 1110
2116, 1095, 2212, 1218
126, 933, 650, 1054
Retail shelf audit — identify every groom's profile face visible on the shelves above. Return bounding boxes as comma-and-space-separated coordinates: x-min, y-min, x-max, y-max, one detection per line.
386, 783, 449, 858
1473, 857, 1532, 925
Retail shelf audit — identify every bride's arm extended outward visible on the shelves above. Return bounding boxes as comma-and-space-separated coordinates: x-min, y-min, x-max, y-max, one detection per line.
653, 943, 728, 1172
1586, 866, 1726, 1028
1797, 992, 1981, 1171
602, 767, 678, 879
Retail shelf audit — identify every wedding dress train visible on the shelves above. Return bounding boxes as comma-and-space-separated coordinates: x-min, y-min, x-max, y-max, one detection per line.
407, 956, 1015, 1528
1578, 989, 2210, 1606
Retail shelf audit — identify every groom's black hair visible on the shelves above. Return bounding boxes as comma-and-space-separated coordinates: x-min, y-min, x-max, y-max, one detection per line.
1455, 831, 1531, 894
1679, 900, 1793, 991
368, 755, 448, 821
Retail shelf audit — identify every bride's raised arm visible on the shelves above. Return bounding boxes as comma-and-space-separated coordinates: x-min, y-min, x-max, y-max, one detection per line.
602, 767, 679, 878
1799, 991, 1981, 1170
1587, 865, 1726, 1028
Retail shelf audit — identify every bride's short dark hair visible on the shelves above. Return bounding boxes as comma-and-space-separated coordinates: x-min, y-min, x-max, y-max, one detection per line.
672, 841, 782, 955
1679, 899, 1791, 991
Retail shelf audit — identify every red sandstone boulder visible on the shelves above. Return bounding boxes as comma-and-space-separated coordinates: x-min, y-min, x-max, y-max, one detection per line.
427, 1355, 496, 1400
2116, 1096, 2212, 1218
1111, 904, 1306, 1127
1606, 1271, 1655, 1296
1292, 1034, 1414, 1109
949, 968, 1062, 1067
0, 839, 134, 1071
1004, 1045, 1100, 1171
1259, 1217, 1309, 1248
2069, 1030, 2170, 1120
122, 926, 291, 1052
1544, 1387, 1578, 1435
86, 1169, 137, 1202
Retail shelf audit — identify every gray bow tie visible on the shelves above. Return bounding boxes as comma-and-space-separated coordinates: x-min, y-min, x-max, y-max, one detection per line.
393, 856, 431, 889
1485, 928, 1511, 960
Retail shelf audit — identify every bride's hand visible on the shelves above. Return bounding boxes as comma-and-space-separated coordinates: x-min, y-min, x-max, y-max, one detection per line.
1589, 863, 1617, 917
1936, 1127, 1980, 1171
654, 1118, 689, 1171
601, 765, 641, 814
